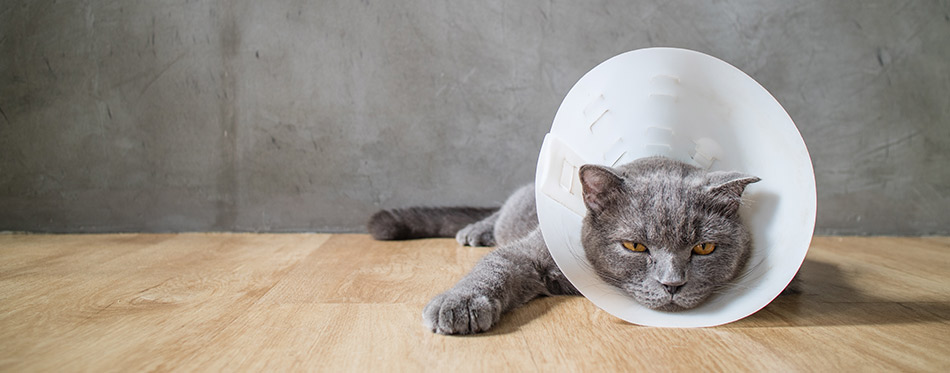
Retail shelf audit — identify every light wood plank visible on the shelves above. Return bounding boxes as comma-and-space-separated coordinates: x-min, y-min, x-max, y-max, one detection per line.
0, 234, 948, 371
0, 233, 330, 371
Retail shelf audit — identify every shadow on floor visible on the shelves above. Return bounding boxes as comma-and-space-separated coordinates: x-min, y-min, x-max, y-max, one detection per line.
438, 257, 949, 336
726, 258, 950, 328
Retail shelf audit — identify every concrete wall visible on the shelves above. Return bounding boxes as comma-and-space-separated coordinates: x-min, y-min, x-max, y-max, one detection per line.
1, 0, 948, 235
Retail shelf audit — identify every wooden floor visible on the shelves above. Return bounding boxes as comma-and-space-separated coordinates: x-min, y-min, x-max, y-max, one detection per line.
0, 234, 948, 371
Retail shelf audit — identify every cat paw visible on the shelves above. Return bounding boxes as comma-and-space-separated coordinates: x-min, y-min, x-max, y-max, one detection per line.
422, 291, 502, 335
455, 223, 495, 247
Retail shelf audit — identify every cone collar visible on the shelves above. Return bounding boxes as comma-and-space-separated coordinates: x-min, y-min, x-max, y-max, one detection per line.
535, 48, 816, 327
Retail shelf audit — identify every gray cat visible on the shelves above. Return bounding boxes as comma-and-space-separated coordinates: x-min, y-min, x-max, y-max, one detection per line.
368, 156, 760, 334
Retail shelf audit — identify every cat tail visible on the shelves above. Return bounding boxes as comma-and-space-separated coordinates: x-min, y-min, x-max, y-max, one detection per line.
367, 207, 498, 240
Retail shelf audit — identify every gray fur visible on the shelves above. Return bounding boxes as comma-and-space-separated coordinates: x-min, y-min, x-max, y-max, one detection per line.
368, 156, 759, 334
367, 207, 497, 241
578, 157, 759, 311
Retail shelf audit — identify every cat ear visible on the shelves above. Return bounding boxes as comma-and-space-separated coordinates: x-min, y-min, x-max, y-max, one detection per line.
704, 171, 761, 214
579, 165, 624, 214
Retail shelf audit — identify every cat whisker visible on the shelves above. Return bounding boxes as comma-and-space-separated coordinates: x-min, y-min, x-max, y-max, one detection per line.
569, 250, 630, 287
707, 254, 770, 295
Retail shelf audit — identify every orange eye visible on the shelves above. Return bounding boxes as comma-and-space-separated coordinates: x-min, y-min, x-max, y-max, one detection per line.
622, 241, 647, 252
693, 243, 716, 255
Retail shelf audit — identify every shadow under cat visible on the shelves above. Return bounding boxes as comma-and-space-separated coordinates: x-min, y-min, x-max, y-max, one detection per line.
722, 258, 949, 328
477, 257, 950, 334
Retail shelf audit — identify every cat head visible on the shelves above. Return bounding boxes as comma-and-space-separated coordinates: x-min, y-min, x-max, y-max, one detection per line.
579, 156, 760, 311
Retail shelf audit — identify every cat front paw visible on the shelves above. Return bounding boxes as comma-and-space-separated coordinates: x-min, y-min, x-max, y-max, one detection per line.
422, 291, 502, 335
455, 223, 495, 247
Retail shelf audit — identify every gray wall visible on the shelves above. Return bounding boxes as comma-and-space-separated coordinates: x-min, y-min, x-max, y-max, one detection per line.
1, 1, 948, 235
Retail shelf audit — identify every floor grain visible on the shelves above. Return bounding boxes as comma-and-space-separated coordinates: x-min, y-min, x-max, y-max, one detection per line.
1, 234, 948, 371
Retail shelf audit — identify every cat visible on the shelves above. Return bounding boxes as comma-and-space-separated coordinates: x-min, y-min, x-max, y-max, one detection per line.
367, 156, 760, 334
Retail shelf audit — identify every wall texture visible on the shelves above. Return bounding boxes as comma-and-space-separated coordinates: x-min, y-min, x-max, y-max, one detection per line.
1, 1, 948, 234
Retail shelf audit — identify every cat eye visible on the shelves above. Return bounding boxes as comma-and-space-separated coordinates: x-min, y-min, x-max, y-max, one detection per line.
693, 243, 716, 255
622, 241, 647, 252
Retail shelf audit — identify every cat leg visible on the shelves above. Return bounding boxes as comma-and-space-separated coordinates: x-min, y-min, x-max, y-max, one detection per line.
455, 183, 537, 247
425, 230, 570, 334
455, 210, 500, 247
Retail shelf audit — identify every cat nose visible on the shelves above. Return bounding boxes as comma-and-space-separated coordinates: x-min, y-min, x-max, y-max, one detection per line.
655, 254, 688, 294
660, 276, 687, 294
663, 284, 682, 294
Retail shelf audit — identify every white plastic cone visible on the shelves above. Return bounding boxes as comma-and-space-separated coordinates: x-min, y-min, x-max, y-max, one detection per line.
535, 48, 816, 327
